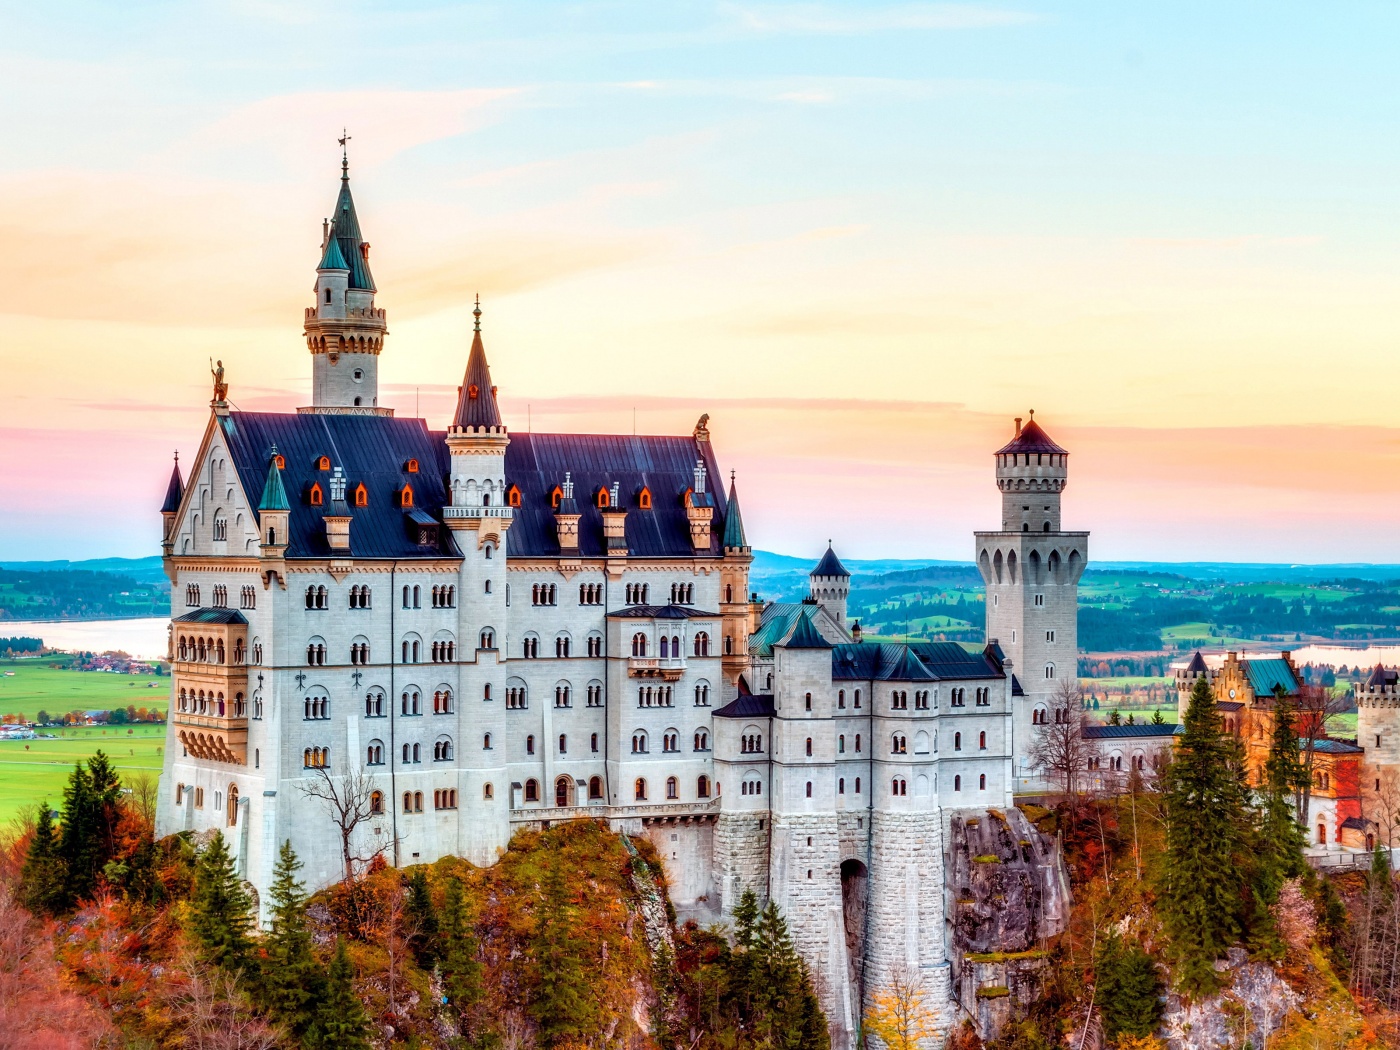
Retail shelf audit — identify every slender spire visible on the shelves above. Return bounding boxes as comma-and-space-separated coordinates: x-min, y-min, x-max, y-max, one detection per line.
452, 297, 503, 429
161, 451, 184, 513
722, 471, 748, 550
473, 293, 481, 332
259, 446, 290, 511
325, 148, 374, 291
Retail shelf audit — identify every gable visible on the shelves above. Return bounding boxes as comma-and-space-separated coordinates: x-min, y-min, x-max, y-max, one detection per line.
171, 417, 262, 558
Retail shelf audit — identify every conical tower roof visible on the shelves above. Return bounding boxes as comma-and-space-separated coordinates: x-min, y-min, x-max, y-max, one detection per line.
722, 475, 748, 550
259, 449, 290, 512
812, 543, 849, 578
995, 412, 1067, 455
161, 453, 184, 513
318, 234, 349, 271
1185, 651, 1209, 675
327, 160, 375, 291
452, 297, 503, 429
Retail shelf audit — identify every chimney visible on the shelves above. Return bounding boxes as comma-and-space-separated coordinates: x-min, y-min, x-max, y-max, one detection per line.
555, 472, 581, 551
686, 460, 714, 550
852, 621, 862, 643
1014, 416, 1022, 437
600, 480, 628, 556
324, 467, 352, 552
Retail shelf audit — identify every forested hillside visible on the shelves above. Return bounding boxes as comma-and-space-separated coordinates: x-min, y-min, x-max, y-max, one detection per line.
0, 566, 167, 620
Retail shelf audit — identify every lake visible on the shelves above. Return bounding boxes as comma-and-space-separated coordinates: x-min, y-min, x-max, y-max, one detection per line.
0, 618, 168, 660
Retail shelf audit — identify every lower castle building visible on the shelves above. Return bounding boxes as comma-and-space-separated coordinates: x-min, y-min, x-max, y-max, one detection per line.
154, 160, 1081, 1046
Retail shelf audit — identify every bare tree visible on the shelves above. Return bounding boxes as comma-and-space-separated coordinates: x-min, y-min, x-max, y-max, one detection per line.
165, 950, 280, 1050
1028, 679, 1096, 814
1364, 767, 1400, 850
1296, 683, 1348, 824
300, 763, 387, 882
125, 770, 159, 825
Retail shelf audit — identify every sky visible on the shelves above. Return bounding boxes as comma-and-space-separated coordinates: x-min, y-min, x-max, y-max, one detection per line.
3, 1, 1400, 563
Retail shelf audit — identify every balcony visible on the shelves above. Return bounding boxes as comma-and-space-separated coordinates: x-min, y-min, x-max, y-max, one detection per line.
628, 657, 686, 681
442, 505, 514, 521
174, 708, 248, 765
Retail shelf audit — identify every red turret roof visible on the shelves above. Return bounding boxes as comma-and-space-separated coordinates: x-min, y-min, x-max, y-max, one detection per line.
995, 415, 1067, 456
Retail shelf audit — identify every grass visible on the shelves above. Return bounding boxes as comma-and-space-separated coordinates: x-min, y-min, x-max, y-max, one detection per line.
0, 724, 166, 825
0, 658, 168, 721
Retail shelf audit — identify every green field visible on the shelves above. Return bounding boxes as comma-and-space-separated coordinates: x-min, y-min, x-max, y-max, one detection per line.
0, 723, 166, 826
0, 658, 169, 721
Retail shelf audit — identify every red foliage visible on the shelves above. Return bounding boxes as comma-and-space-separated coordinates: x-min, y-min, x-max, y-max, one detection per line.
0, 884, 116, 1049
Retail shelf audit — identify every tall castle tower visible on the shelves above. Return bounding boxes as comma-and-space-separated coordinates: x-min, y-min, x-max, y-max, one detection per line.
809, 544, 850, 628
302, 151, 390, 415
974, 413, 1088, 790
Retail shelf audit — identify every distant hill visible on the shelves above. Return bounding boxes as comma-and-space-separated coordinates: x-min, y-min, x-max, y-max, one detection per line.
0, 556, 168, 587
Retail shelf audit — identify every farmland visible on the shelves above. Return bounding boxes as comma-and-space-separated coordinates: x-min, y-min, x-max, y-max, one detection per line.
0, 723, 166, 825
0, 658, 168, 722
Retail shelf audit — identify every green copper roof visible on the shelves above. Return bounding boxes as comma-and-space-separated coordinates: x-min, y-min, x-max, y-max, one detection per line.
328, 169, 375, 291
319, 234, 349, 271
1245, 658, 1298, 699
722, 477, 748, 549
259, 452, 290, 511
785, 609, 832, 649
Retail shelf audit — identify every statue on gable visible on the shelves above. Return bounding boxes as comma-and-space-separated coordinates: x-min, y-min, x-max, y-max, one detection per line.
211, 359, 228, 404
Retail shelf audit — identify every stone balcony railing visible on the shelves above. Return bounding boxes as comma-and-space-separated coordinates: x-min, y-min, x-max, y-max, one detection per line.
173, 709, 249, 765
628, 656, 686, 680
442, 505, 514, 521
511, 796, 721, 825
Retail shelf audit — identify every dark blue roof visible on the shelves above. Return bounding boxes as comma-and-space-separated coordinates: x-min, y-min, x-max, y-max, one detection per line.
812, 545, 849, 578
222, 412, 458, 559
607, 605, 720, 620
714, 693, 776, 719
722, 477, 748, 550
223, 412, 737, 561
1084, 723, 1181, 739
1185, 651, 1209, 674
503, 432, 732, 559
831, 641, 1002, 682
452, 318, 502, 430
174, 609, 249, 625
161, 456, 184, 513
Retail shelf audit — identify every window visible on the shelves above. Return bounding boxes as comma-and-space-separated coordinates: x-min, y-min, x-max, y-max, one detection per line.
185, 584, 200, 607
591, 733, 599, 752
401, 742, 421, 763
855, 777, 861, 794
855, 734, 862, 753
370, 791, 383, 814
555, 634, 571, 658
522, 635, 539, 659
587, 682, 603, 707
431, 639, 456, 663
349, 584, 371, 608
433, 736, 453, 761
698, 775, 711, 798
365, 690, 385, 717
400, 484, 414, 508
951, 688, 965, 707
305, 584, 328, 610
694, 682, 710, 706
1033, 705, 1048, 725
805, 781, 813, 798
433, 689, 454, 714
915, 690, 928, 711
239, 585, 256, 609
483, 733, 492, 749
979, 731, 987, 750
525, 780, 539, 802
694, 730, 709, 751
480, 628, 496, 649
631, 633, 647, 657
632, 731, 649, 754
350, 640, 370, 665
1046, 630, 1055, 642
639, 488, 652, 509
892, 734, 907, 755
741, 732, 762, 754
303, 746, 329, 768
805, 692, 812, 712
838, 689, 845, 709
892, 690, 907, 711
635, 778, 648, 801
303, 694, 329, 719
366, 741, 384, 765
806, 737, 813, 756
976, 687, 990, 706
353, 483, 368, 508
892, 778, 907, 796
401, 690, 421, 715
589, 776, 604, 800
1034, 593, 1044, 607
213, 516, 228, 541
211, 584, 227, 608
533, 584, 558, 606
526, 735, 535, 756
979, 774, 986, 790
1044, 664, 1056, 680
666, 777, 679, 800
484, 783, 495, 800
309, 483, 324, 507
507, 684, 527, 709
432, 585, 456, 608
954, 775, 962, 791
306, 641, 327, 666
839, 734, 845, 753
742, 779, 762, 796
693, 632, 710, 657
838, 778, 845, 794
434, 789, 458, 810
955, 732, 962, 751
664, 731, 679, 752
508, 485, 521, 507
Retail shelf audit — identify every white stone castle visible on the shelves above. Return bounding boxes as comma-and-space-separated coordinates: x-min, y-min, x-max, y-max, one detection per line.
154, 160, 1086, 1045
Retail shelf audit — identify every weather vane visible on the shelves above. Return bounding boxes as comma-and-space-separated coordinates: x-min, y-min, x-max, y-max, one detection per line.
339, 129, 351, 173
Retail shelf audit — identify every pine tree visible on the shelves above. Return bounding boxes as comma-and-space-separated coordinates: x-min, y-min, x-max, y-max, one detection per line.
1108, 709, 1122, 726
1251, 691, 1308, 956
1152, 709, 1165, 725
58, 761, 100, 903
728, 888, 761, 1020
529, 860, 597, 1046
438, 874, 482, 1033
1096, 933, 1163, 1037
1159, 672, 1252, 996
749, 902, 829, 1050
188, 831, 254, 973
405, 867, 438, 964
19, 803, 69, 915
308, 938, 371, 1050
258, 840, 325, 1040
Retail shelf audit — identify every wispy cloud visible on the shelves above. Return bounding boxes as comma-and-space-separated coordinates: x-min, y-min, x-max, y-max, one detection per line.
723, 3, 1040, 34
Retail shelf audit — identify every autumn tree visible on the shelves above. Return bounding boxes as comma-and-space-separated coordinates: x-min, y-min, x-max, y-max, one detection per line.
1159, 672, 1251, 996
863, 966, 937, 1050
1027, 680, 1095, 810
257, 840, 326, 1042
1296, 683, 1346, 824
301, 763, 385, 881
188, 831, 254, 974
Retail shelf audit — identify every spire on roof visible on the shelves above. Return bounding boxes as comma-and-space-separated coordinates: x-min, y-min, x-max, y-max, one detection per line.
452, 297, 503, 430
161, 452, 184, 513
324, 151, 375, 292
722, 472, 748, 551
318, 234, 349, 272
259, 446, 290, 511
1186, 651, 1209, 675
811, 543, 849, 579
784, 610, 832, 650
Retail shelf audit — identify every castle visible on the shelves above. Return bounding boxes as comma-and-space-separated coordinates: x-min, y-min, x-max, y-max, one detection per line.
153, 160, 1085, 1045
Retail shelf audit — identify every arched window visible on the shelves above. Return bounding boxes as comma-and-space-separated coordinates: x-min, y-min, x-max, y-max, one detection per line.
526, 734, 535, 755
480, 628, 496, 649
979, 731, 987, 750
632, 632, 648, 657
639, 487, 652, 509
1045, 663, 1056, 680
525, 779, 539, 803
693, 632, 709, 657
634, 778, 648, 801
806, 737, 813, 756
979, 774, 987, 790
954, 775, 962, 792
366, 740, 384, 765
370, 791, 383, 814
434, 736, 453, 761
698, 775, 711, 798
484, 783, 495, 800
400, 484, 415, 508
632, 731, 648, 753
805, 781, 813, 798
589, 776, 604, 800
666, 776, 679, 800
694, 729, 709, 751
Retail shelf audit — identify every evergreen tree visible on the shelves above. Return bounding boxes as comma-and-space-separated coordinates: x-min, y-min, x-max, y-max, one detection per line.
1108, 709, 1122, 726
405, 867, 438, 964
1152, 709, 1166, 725
728, 888, 761, 1021
438, 874, 482, 1033
308, 938, 371, 1050
188, 831, 255, 973
1096, 933, 1163, 1037
258, 840, 325, 1040
529, 859, 598, 1046
749, 902, 829, 1050
1251, 691, 1308, 956
19, 802, 68, 915
58, 761, 100, 903
1159, 673, 1252, 996
1372, 842, 1395, 907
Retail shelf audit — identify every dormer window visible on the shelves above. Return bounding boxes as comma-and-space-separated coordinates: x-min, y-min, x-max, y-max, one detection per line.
507, 484, 522, 508
550, 485, 563, 510
467, 384, 480, 400
353, 483, 368, 508
273, 454, 286, 470
596, 487, 610, 509
314, 456, 330, 471
400, 484, 414, 508
309, 483, 324, 507
638, 487, 652, 509
405, 459, 419, 473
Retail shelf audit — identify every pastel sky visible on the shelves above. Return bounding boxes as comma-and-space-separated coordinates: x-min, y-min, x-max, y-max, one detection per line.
4, 2, 1400, 563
